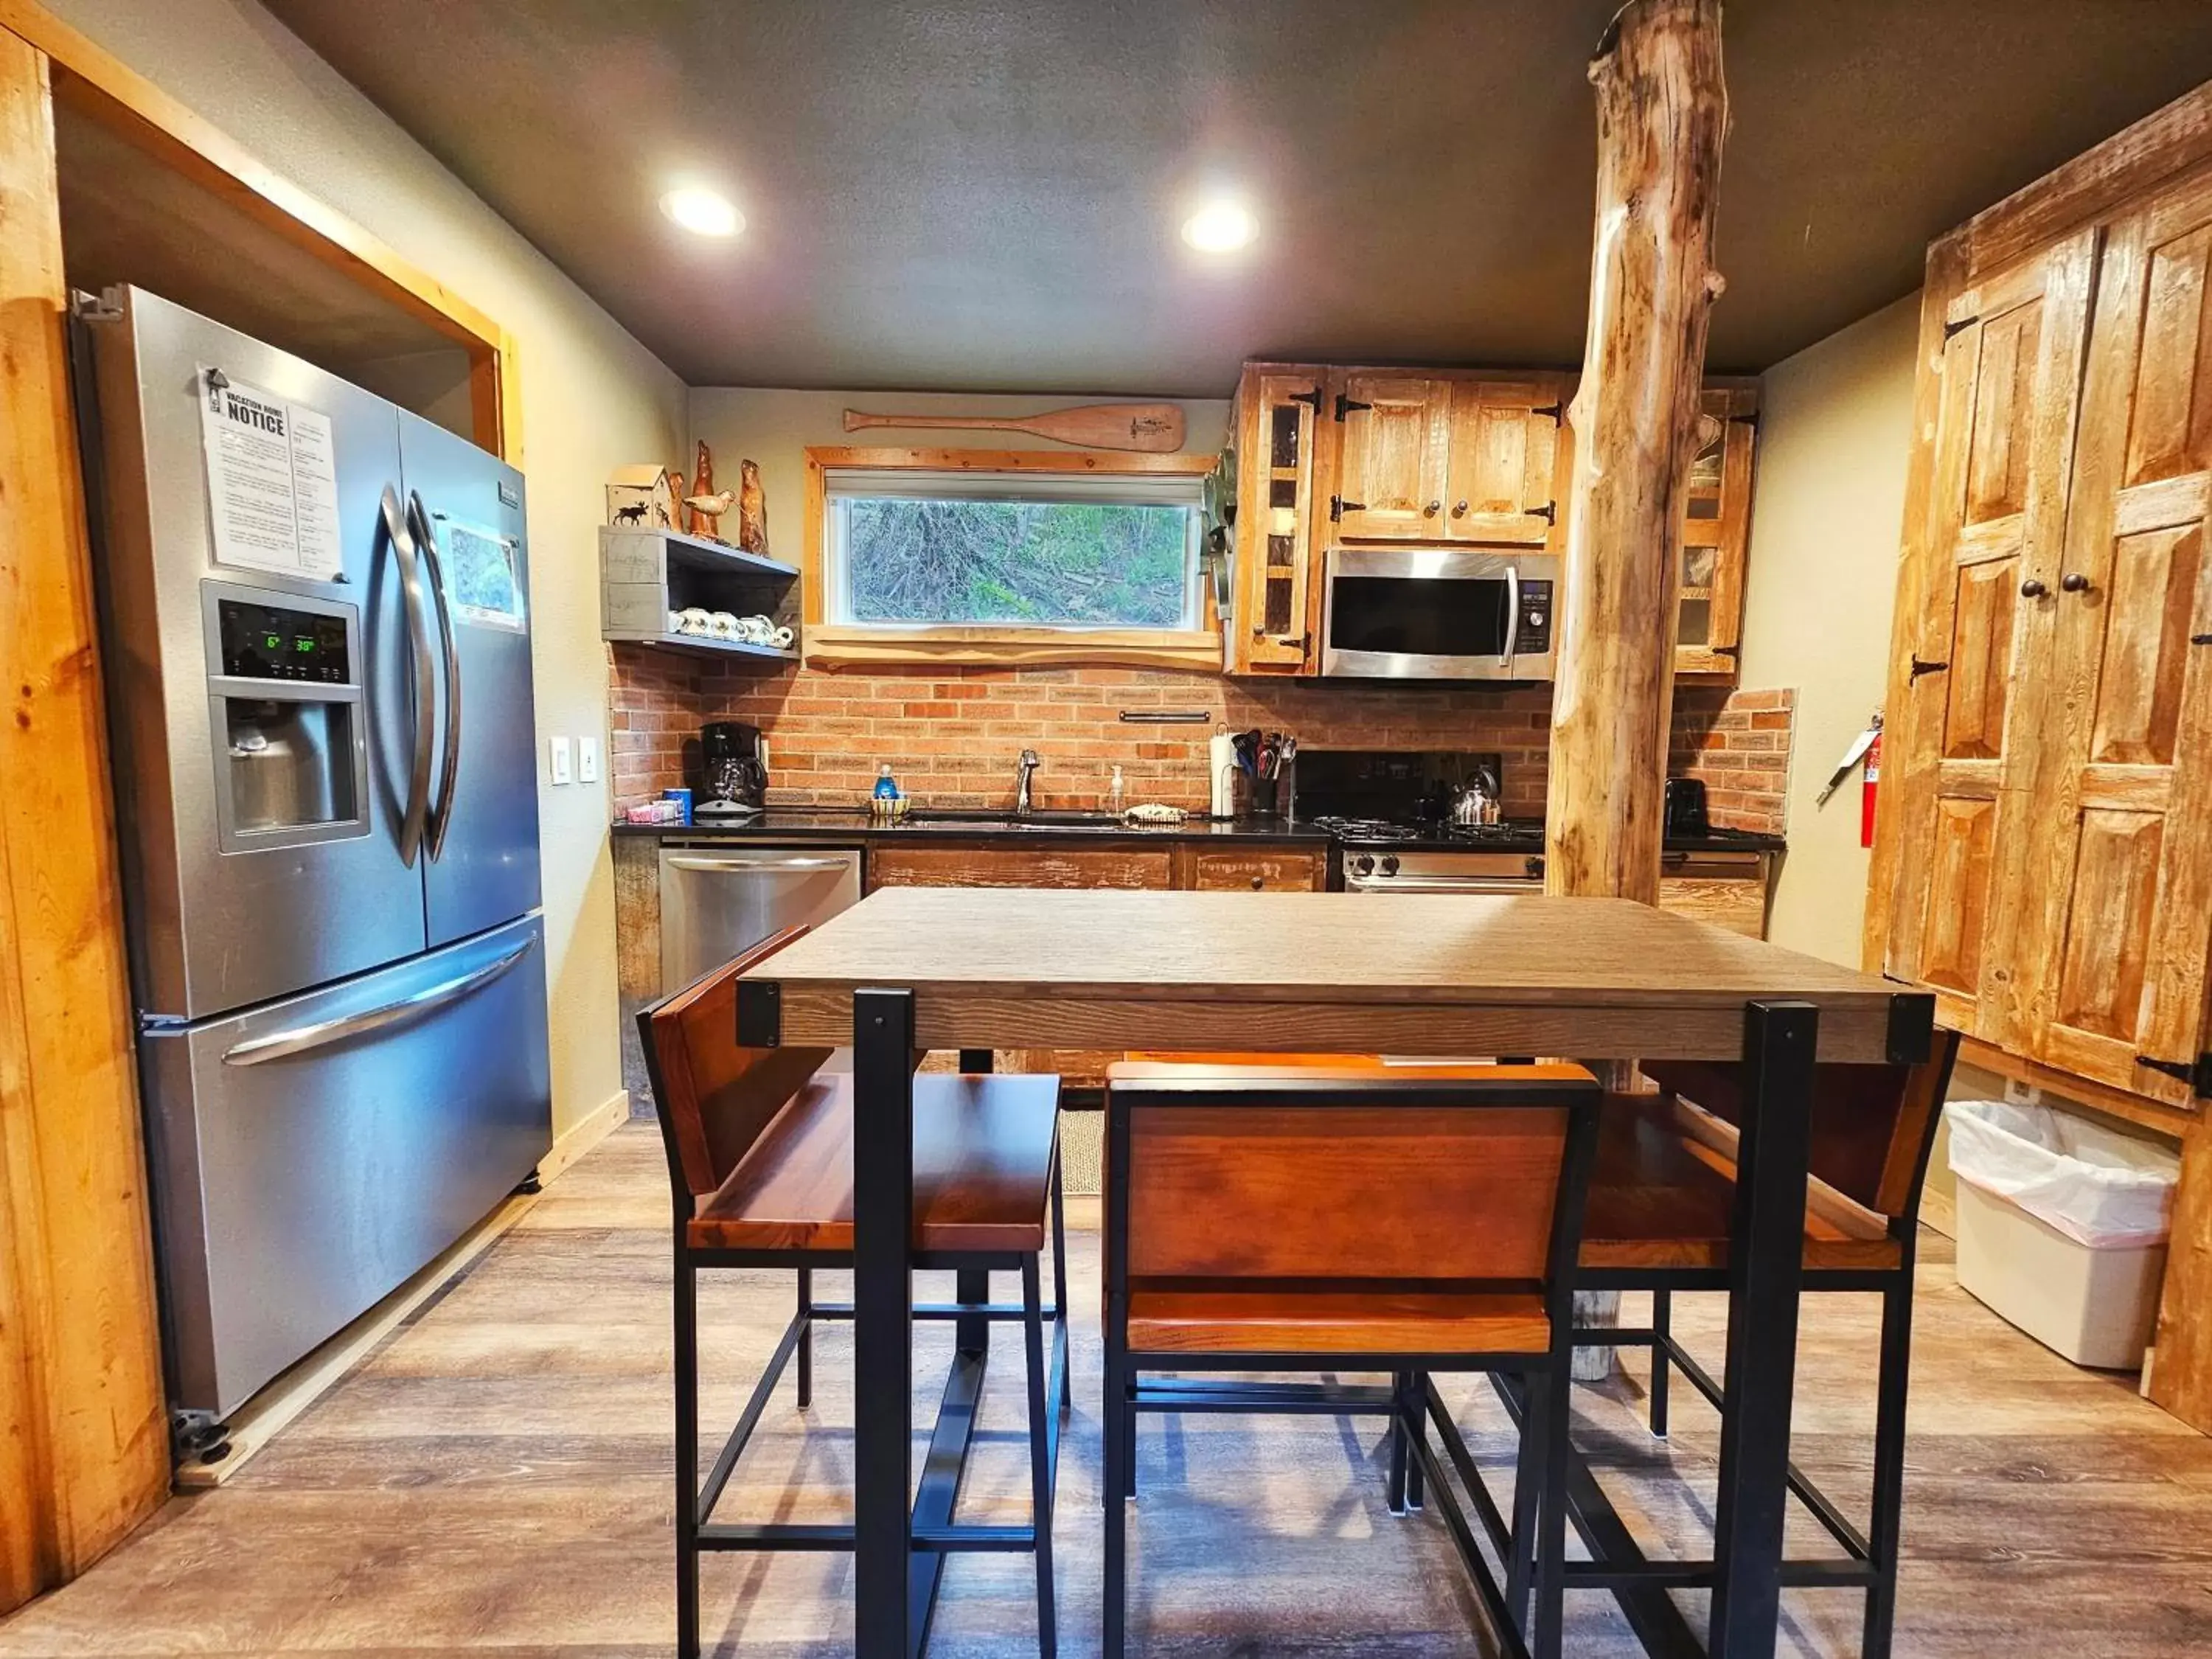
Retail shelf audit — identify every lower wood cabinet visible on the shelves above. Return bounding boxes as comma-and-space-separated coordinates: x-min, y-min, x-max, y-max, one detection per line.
1657, 852, 1770, 939
870, 838, 1326, 1087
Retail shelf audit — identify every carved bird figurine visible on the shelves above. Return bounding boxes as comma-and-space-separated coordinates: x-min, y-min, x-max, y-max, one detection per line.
684, 490, 737, 539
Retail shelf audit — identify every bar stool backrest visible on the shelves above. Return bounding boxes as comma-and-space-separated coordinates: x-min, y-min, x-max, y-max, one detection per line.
1106, 1065, 1601, 1290
1641, 1028, 1962, 1222
637, 925, 837, 1209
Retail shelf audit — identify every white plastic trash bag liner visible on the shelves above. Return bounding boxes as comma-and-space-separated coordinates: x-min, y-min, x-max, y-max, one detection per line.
1946, 1099, 2178, 1249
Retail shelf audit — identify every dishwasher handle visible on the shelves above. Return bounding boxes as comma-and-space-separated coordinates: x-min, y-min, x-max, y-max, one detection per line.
664, 855, 855, 873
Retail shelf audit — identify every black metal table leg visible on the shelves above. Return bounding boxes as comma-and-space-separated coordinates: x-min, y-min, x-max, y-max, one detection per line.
855, 989, 919, 1659
1708, 999, 1818, 1659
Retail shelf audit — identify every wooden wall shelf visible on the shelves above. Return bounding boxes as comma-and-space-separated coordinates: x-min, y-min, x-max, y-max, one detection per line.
609, 632, 799, 664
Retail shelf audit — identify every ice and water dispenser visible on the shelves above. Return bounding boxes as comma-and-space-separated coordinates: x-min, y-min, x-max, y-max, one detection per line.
202, 581, 369, 848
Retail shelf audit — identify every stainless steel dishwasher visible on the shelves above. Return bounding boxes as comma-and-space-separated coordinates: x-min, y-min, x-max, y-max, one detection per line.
658, 843, 863, 991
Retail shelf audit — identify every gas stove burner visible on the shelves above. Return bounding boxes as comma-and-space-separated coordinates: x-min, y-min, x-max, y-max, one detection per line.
1310, 814, 1540, 848
1307, 815, 1425, 844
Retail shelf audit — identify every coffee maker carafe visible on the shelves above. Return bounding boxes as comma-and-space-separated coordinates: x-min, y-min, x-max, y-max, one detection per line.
698, 721, 768, 821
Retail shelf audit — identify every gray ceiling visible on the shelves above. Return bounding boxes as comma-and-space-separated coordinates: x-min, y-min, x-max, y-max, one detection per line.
262, 1, 2212, 394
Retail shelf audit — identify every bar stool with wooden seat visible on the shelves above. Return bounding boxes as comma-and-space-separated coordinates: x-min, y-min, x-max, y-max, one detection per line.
639, 925, 1071, 1659
1101, 1060, 1602, 1659
1570, 1028, 1963, 1659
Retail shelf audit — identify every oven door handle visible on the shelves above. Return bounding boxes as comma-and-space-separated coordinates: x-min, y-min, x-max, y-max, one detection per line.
1344, 874, 1540, 894
1501, 563, 1520, 669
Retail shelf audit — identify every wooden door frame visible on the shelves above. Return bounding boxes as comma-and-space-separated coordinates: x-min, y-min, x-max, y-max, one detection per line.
0, 1, 524, 1615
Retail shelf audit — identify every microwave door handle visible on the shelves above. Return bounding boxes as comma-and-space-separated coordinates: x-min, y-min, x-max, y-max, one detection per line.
410, 490, 463, 860
385, 485, 433, 868
1501, 563, 1520, 669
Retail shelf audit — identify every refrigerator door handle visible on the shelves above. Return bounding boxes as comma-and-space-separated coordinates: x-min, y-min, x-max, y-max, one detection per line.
220, 938, 534, 1067
410, 490, 464, 861
386, 485, 435, 868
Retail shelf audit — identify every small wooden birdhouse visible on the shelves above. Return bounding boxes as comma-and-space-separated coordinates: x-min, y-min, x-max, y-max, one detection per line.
605, 464, 674, 529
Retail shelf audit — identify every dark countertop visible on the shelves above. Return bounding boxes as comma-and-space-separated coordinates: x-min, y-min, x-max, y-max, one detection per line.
611, 807, 1781, 853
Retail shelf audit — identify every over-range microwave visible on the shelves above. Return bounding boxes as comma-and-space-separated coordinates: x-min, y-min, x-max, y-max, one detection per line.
1320, 546, 1557, 681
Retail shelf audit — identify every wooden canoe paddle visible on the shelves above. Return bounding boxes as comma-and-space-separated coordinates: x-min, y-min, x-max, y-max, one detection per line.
841, 403, 1186, 453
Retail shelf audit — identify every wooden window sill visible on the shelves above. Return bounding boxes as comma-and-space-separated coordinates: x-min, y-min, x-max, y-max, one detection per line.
804, 624, 1222, 672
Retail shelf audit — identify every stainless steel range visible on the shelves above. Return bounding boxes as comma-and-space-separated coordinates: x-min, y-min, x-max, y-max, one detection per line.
1330, 841, 1548, 894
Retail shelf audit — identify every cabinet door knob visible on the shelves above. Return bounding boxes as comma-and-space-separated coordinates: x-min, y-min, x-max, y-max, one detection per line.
1452, 500, 1469, 517
2020, 577, 2048, 598
2060, 572, 2092, 593
1423, 500, 1441, 517
1250, 874, 1264, 890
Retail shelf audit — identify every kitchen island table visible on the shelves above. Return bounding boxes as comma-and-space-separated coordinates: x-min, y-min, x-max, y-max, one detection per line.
734, 886, 1935, 1659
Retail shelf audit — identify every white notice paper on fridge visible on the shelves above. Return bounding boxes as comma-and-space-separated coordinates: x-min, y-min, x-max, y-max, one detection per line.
198, 367, 345, 580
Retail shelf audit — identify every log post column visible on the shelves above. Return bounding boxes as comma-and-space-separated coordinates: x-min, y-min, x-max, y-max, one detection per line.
1545, 0, 1730, 904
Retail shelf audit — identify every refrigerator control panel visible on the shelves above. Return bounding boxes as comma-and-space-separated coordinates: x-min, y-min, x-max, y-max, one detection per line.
217, 598, 354, 685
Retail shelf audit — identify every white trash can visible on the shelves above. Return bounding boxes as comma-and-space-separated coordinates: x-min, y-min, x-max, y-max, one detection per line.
1946, 1099, 2179, 1370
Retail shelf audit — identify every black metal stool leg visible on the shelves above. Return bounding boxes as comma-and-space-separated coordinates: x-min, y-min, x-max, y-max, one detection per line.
1024, 1256, 1057, 1658
1506, 1366, 1547, 1635
1386, 1369, 1411, 1515
796, 1266, 813, 1409
1534, 1362, 1571, 1659
1104, 1348, 1130, 1658
674, 1246, 701, 1659
1402, 1370, 1426, 1511
1649, 1287, 1671, 1439
1051, 1151, 1071, 1416
1863, 1266, 1916, 1659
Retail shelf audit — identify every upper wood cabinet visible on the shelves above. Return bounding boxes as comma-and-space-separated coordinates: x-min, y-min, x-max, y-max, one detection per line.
1220, 361, 1751, 680
1332, 374, 1451, 539
1871, 128, 2212, 1117
1675, 383, 1760, 675
1226, 366, 1327, 672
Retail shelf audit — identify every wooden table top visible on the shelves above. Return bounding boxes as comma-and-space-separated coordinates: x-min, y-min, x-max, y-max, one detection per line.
744, 888, 1924, 1063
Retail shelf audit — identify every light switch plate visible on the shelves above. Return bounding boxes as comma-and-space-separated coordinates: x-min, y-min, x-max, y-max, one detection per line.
548, 734, 573, 786
577, 734, 602, 785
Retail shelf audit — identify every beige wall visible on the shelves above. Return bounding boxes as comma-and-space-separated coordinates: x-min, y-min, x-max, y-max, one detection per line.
687, 387, 1231, 563
47, 0, 689, 1136
1739, 293, 1921, 967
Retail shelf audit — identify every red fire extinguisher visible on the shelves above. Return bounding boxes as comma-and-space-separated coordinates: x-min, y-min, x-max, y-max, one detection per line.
1861, 720, 1882, 849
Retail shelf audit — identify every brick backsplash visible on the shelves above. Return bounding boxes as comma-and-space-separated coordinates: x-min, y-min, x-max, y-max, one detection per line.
609, 649, 1794, 835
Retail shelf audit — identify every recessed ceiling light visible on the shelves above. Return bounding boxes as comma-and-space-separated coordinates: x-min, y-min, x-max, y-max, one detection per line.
660, 187, 744, 238
1181, 200, 1256, 253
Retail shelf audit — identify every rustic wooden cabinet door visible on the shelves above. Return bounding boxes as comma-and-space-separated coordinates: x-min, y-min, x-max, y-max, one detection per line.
1231, 367, 1326, 671
1676, 383, 1759, 675
1332, 375, 1451, 540
2021, 180, 2212, 1106
1441, 377, 1564, 543
1877, 232, 2096, 1045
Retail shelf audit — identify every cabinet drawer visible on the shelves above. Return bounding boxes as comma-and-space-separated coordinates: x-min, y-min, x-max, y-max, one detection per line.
1658, 875, 1767, 939
1187, 849, 1325, 891
867, 843, 1174, 891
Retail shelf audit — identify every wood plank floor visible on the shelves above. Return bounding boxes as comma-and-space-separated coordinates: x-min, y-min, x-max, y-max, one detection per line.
3, 1122, 2208, 1657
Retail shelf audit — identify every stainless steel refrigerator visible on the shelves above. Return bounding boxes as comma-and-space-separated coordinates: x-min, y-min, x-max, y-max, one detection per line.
74, 287, 552, 1431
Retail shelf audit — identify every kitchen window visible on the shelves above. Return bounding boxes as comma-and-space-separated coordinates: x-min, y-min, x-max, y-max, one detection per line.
803, 448, 1220, 667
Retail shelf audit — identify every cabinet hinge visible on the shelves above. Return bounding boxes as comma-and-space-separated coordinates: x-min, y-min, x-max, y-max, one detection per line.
2193, 633, 2212, 647
1524, 501, 1557, 525
1941, 315, 1978, 339
1334, 394, 1371, 421
2135, 1052, 2212, 1098
1289, 388, 1324, 411
1908, 655, 1950, 680
1329, 495, 1366, 522
1531, 401, 1565, 425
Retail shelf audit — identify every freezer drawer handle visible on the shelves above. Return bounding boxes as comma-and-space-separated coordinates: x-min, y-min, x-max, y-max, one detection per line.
220, 939, 535, 1067
409, 490, 464, 861
665, 855, 854, 873
385, 485, 435, 868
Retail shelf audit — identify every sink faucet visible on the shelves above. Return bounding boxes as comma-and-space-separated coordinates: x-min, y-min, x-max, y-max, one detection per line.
1014, 748, 1040, 815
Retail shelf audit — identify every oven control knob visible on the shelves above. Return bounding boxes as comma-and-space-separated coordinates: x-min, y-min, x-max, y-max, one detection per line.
1527, 610, 1546, 628
1380, 855, 1399, 876
1525, 855, 1545, 879
1352, 855, 1375, 877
